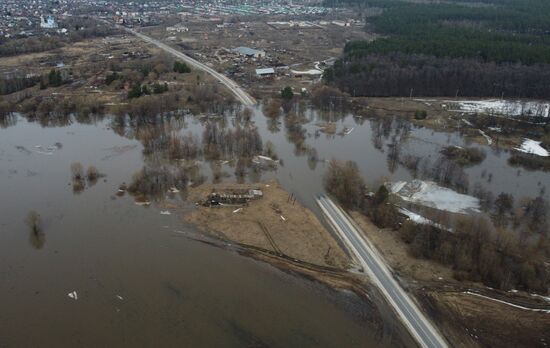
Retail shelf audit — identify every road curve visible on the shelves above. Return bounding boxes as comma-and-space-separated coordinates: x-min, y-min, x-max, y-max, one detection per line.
316, 194, 448, 348
121, 26, 256, 106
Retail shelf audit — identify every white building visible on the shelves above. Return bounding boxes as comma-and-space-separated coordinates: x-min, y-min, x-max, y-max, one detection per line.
233, 47, 266, 59
40, 15, 58, 29
166, 24, 189, 33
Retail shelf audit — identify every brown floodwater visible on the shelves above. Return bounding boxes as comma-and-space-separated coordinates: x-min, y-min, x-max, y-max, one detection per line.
0, 115, 413, 347
1, 104, 548, 347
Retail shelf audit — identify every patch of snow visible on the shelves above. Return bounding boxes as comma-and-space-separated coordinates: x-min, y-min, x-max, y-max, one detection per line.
531, 294, 550, 303
478, 129, 492, 145
160, 211, 171, 215
398, 207, 451, 231
488, 127, 502, 132
232, 208, 242, 214
464, 291, 550, 313
461, 118, 473, 127
515, 139, 549, 157
391, 180, 480, 214
398, 207, 432, 224
450, 99, 550, 118
116, 295, 124, 300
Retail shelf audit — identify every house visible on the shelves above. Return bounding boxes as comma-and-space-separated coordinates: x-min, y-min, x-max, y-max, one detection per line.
166, 24, 188, 33
233, 46, 266, 59
40, 15, 57, 29
291, 69, 323, 78
255, 68, 275, 78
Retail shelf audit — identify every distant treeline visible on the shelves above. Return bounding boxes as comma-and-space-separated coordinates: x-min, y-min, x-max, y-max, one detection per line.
324, 53, 550, 98
323, 0, 550, 98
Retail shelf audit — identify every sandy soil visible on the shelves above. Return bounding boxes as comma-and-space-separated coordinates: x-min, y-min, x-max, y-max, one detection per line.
183, 180, 350, 269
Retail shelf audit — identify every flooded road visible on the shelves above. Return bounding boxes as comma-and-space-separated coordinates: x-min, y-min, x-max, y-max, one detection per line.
0, 115, 411, 347
1, 104, 548, 346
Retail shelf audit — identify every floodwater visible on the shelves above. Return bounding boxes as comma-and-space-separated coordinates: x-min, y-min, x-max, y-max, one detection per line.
0, 115, 412, 347
1, 104, 548, 346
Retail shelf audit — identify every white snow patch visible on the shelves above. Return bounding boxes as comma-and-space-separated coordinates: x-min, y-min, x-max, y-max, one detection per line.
461, 118, 473, 127
449, 99, 550, 118
464, 291, 550, 313
398, 207, 432, 225
398, 207, 451, 231
478, 129, 492, 145
391, 180, 480, 214
515, 138, 549, 157
531, 294, 550, 303
160, 211, 171, 215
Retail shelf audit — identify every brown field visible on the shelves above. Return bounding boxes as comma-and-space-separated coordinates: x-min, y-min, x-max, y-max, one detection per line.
184, 180, 350, 269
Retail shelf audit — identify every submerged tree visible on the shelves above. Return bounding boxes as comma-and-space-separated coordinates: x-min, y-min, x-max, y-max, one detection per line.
25, 211, 45, 249
323, 159, 366, 209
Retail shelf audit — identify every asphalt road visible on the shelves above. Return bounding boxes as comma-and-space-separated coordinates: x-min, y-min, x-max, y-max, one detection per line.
316, 195, 448, 348
122, 26, 256, 106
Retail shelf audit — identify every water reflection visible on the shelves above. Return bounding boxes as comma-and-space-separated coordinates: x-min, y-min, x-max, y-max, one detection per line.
7, 101, 550, 219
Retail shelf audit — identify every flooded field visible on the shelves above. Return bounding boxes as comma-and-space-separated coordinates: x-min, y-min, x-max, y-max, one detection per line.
0, 114, 413, 347
1, 103, 548, 346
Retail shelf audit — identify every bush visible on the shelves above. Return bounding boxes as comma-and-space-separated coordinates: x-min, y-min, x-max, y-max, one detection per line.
86, 166, 99, 182
281, 86, 294, 100
128, 84, 143, 99
105, 72, 120, 85
173, 61, 191, 73
25, 211, 41, 234
70, 162, 84, 181
440, 146, 486, 166
414, 110, 427, 120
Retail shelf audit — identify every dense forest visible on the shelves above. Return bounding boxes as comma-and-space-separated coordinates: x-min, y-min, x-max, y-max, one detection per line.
323, 0, 550, 98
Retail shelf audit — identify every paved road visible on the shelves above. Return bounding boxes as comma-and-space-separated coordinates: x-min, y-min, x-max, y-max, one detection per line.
121, 26, 256, 106
316, 195, 448, 348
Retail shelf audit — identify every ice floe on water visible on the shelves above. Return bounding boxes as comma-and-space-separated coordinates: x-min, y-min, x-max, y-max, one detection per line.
515, 139, 549, 157
68, 291, 78, 300
391, 180, 480, 214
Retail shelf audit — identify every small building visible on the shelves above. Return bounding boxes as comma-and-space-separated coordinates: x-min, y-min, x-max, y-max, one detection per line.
233, 46, 266, 59
290, 69, 323, 78
40, 15, 58, 29
255, 68, 275, 78
166, 24, 189, 33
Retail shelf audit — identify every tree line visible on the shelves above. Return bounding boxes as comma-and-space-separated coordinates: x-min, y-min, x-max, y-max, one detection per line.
324, 52, 550, 98
323, 0, 550, 98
